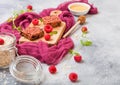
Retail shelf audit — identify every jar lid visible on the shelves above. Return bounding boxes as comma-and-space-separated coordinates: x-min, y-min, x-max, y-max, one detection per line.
9, 55, 44, 84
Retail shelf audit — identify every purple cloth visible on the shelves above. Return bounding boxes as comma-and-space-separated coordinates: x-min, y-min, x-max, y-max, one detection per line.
39, 8, 56, 17
0, 22, 21, 42
14, 12, 41, 29
0, 0, 98, 65
0, 12, 74, 65
59, 11, 75, 33
17, 38, 74, 65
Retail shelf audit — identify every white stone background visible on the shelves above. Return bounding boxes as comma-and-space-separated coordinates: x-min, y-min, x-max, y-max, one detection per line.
0, 0, 120, 85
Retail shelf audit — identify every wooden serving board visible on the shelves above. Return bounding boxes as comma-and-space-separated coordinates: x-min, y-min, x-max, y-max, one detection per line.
19, 21, 66, 45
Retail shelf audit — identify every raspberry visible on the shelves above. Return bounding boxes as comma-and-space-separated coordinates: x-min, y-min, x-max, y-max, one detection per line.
81, 26, 88, 33
27, 5, 33, 10
44, 25, 53, 33
48, 65, 57, 74
32, 19, 39, 25
44, 34, 51, 41
69, 72, 78, 82
0, 38, 4, 45
74, 55, 82, 63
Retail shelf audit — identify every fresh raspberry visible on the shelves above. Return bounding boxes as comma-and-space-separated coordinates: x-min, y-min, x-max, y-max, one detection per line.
0, 38, 4, 45
32, 19, 39, 25
48, 65, 57, 74
44, 34, 51, 41
74, 55, 82, 63
44, 25, 53, 33
69, 72, 78, 82
27, 5, 33, 10
81, 26, 88, 33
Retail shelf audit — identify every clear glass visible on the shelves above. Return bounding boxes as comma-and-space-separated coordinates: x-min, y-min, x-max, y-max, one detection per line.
0, 32, 16, 68
10, 55, 44, 85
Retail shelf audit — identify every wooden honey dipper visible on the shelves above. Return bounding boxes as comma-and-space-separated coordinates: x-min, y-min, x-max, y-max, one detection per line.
63, 15, 86, 38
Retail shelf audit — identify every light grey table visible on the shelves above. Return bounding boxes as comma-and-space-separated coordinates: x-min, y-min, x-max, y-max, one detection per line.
0, 0, 120, 85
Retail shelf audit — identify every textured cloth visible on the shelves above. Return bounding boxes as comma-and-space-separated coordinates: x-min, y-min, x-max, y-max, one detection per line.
17, 38, 74, 65
0, 0, 98, 65
14, 12, 41, 29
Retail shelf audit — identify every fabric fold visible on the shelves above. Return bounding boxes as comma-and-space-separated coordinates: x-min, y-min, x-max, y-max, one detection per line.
0, 0, 98, 65
17, 38, 74, 65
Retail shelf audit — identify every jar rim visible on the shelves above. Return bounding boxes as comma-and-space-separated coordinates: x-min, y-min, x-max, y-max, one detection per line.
10, 55, 42, 83
0, 32, 16, 50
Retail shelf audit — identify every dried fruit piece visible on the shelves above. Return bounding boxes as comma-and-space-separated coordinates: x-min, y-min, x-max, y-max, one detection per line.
69, 72, 78, 82
48, 65, 57, 74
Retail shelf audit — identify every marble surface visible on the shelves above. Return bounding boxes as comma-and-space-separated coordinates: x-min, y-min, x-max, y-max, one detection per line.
0, 0, 120, 85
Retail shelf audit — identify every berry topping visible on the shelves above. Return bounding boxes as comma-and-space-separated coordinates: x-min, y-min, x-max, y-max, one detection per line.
32, 19, 39, 25
69, 72, 78, 82
48, 65, 57, 74
44, 25, 53, 33
0, 38, 4, 45
74, 55, 82, 63
44, 34, 51, 41
27, 5, 33, 10
81, 26, 88, 33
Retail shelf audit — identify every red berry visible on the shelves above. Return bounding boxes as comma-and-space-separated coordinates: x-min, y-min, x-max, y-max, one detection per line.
0, 38, 4, 45
74, 55, 82, 63
32, 19, 39, 25
69, 72, 78, 82
44, 25, 53, 33
44, 34, 51, 41
48, 65, 57, 74
81, 26, 88, 33
27, 5, 33, 10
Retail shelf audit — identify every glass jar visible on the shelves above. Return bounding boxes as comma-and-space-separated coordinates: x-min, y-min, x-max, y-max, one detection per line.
0, 32, 16, 68
10, 55, 44, 85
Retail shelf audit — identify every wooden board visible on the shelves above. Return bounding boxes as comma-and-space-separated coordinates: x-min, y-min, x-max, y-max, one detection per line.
19, 21, 66, 45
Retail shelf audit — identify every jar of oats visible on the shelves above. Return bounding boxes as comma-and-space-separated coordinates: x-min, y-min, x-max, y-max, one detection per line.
0, 32, 16, 68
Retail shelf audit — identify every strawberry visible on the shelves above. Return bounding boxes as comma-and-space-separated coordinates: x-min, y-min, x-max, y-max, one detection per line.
81, 26, 88, 33
48, 65, 57, 74
32, 19, 39, 25
44, 34, 51, 41
44, 25, 53, 33
74, 55, 82, 63
27, 5, 33, 10
0, 38, 4, 45
69, 72, 78, 82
